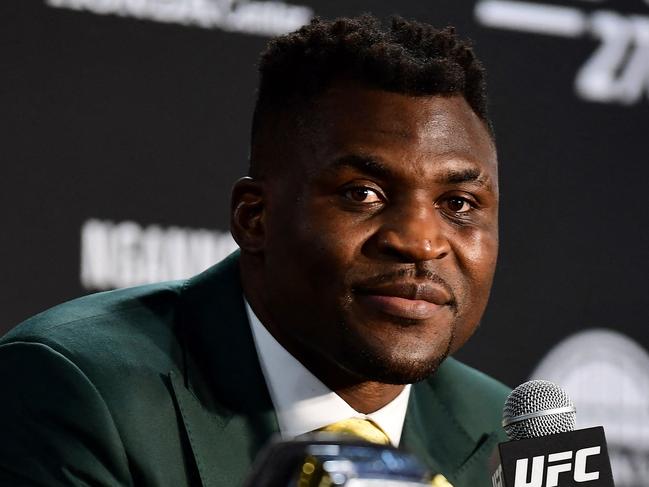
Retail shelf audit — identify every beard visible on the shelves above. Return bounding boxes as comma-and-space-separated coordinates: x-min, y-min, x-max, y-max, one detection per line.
336, 318, 456, 385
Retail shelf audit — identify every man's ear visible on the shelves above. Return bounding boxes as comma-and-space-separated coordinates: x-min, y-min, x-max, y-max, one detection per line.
230, 176, 266, 253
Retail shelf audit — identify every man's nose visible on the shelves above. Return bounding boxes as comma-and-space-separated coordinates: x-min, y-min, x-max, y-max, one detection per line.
373, 203, 450, 263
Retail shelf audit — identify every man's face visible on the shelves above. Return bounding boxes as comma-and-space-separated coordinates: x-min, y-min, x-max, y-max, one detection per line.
257, 83, 498, 385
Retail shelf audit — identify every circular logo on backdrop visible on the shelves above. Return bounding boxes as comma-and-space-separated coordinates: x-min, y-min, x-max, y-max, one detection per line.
531, 329, 649, 487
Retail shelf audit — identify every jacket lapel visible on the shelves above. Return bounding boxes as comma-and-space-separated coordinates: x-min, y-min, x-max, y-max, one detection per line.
169, 252, 279, 487
401, 360, 502, 487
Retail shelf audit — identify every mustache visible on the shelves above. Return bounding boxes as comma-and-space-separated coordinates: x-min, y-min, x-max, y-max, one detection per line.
351, 267, 457, 306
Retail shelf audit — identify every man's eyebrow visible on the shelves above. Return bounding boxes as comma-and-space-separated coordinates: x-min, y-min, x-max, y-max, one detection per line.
437, 167, 492, 189
327, 155, 493, 189
328, 154, 394, 179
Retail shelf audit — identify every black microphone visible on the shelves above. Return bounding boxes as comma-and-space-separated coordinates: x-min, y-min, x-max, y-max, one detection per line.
492, 380, 615, 487
244, 433, 451, 487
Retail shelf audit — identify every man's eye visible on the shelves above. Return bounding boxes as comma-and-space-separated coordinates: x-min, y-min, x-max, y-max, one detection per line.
343, 187, 382, 203
445, 197, 473, 213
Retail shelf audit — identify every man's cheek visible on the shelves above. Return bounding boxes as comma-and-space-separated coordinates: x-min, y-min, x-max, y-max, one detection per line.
453, 231, 497, 275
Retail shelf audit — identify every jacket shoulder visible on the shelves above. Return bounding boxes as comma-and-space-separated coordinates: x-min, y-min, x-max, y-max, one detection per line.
1, 280, 186, 373
0, 281, 191, 486
429, 357, 511, 440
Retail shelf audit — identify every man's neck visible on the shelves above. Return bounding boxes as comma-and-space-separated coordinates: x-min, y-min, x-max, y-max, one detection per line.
257, 310, 406, 413
241, 265, 406, 414
334, 381, 406, 414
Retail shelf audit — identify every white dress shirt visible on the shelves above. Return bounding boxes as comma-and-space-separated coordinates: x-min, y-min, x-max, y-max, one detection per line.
245, 299, 411, 447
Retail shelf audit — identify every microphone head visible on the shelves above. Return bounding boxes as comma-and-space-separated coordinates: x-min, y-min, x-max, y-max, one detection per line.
502, 380, 576, 440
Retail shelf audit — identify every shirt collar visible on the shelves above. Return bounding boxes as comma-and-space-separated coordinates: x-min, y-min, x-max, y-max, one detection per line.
245, 299, 411, 447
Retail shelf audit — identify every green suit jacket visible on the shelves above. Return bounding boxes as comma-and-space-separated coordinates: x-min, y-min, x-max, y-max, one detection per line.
0, 252, 510, 487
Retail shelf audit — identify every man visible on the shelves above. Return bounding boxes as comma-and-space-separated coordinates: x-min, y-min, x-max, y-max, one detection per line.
0, 15, 508, 487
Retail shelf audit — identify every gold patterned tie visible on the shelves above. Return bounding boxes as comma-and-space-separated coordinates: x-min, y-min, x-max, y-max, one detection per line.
316, 417, 391, 445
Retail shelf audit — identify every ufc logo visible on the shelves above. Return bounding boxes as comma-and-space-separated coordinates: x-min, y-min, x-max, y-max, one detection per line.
514, 447, 601, 487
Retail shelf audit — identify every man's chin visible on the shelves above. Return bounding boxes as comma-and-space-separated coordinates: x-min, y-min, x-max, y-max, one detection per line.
335, 314, 455, 384
339, 339, 453, 385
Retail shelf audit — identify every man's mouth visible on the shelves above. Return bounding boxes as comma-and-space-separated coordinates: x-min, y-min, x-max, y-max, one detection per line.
353, 282, 452, 321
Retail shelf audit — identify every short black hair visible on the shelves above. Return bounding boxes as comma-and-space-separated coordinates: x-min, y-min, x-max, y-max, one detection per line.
250, 14, 492, 177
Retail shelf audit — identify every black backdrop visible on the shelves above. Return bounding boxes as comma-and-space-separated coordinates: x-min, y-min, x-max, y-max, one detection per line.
2, 0, 648, 484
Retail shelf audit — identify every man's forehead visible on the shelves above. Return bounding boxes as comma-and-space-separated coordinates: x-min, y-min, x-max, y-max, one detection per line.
306, 84, 493, 152
255, 82, 497, 185
319, 82, 479, 123
300, 85, 497, 179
